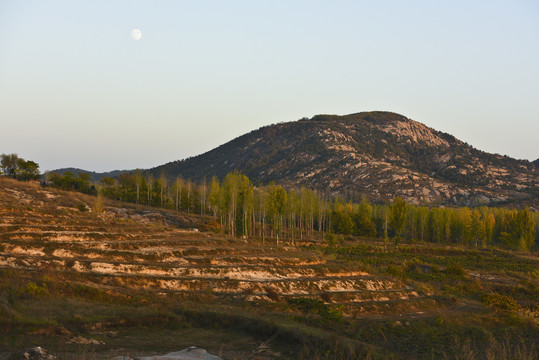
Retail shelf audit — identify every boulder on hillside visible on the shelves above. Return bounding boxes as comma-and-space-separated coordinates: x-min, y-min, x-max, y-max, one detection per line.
115, 347, 221, 360
9, 347, 56, 360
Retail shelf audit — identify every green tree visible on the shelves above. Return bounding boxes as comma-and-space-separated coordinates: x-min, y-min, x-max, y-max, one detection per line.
268, 184, 287, 245
100, 176, 118, 200
483, 211, 495, 247
159, 173, 168, 208
458, 207, 472, 245
516, 208, 536, 251
173, 177, 183, 211
497, 208, 535, 251
208, 176, 222, 220
133, 169, 144, 204
147, 174, 154, 206
0, 153, 20, 177
0, 154, 41, 181
17, 160, 40, 181
469, 209, 485, 248
390, 197, 408, 246
332, 203, 355, 235
222, 172, 241, 237
416, 206, 429, 241
354, 199, 376, 237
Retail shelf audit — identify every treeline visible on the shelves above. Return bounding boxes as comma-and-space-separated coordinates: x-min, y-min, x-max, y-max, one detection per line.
0, 154, 40, 181
46, 171, 97, 195
45, 170, 537, 251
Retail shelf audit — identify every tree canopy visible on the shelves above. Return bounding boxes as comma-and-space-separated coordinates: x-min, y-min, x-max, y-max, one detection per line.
0, 153, 40, 181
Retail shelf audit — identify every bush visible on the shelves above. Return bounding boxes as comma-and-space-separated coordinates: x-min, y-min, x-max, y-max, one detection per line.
288, 297, 343, 322
19, 281, 49, 298
446, 262, 466, 277
483, 293, 520, 312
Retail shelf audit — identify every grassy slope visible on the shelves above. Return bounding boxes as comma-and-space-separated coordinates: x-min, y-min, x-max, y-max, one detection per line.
0, 179, 537, 359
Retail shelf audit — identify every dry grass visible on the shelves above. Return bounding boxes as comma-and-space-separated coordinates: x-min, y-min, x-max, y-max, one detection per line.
0, 178, 537, 359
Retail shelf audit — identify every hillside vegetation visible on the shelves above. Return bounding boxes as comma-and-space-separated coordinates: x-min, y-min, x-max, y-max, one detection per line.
46, 170, 538, 252
0, 179, 538, 359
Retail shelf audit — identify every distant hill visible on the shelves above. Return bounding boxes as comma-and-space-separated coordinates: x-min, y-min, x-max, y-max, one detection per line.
45, 168, 129, 182
149, 111, 538, 207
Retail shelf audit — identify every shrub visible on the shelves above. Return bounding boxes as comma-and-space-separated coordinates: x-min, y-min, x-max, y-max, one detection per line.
446, 262, 466, 277
20, 281, 49, 298
204, 220, 222, 233
288, 297, 343, 322
482, 293, 520, 312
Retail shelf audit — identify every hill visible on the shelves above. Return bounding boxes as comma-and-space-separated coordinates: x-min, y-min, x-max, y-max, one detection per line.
150, 112, 538, 207
0, 178, 537, 358
45, 168, 129, 182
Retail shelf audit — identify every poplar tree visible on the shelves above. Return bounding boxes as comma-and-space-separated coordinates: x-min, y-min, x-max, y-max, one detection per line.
133, 170, 143, 204
390, 197, 408, 247
208, 176, 221, 218
147, 174, 153, 206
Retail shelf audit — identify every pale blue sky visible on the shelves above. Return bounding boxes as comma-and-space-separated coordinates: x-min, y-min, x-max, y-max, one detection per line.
1, 0, 538, 172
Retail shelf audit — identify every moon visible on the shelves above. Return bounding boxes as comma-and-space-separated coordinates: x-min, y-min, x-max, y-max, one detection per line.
131, 29, 142, 41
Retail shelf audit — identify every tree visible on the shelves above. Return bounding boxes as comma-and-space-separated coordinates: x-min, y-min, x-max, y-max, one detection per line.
255, 187, 267, 243
223, 173, 239, 237
286, 190, 299, 243
147, 174, 154, 206
173, 177, 182, 212
481, 208, 495, 247
236, 173, 253, 237
516, 208, 535, 251
390, 197, 407, 246
159, 173, 168, 208
497, 208, 535, 251
469, 209, 485, 248
208, 176, 221, 219
17, 160, 40, 181
268, 184, 287, 245
416, 206, 429, 241
332, 203, 355, 235
354, 199, 376, 237
0, 153, 21, 177
459, 207, 472, 245
0, 154, 40, 181
100, 176, 118, 200
133, 170, 144, 204
200, 178, 207, 215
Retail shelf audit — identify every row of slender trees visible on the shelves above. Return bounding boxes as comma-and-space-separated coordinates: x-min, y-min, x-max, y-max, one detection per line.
45, 170, 537, 251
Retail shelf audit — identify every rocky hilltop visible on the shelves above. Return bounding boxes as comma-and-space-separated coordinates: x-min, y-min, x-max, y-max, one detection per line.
151, 112, 537, 207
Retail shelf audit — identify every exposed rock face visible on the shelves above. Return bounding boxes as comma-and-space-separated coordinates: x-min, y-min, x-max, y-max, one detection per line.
150, 112, 538, 207
118, 347, 221, 360
9, 347, 56, 360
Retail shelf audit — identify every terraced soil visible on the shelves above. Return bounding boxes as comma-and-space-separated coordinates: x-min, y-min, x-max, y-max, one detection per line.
0, 202, 424, 316
1, 179, 537, 359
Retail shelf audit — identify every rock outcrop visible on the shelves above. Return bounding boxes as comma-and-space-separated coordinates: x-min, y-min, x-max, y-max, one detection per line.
9, 347, 56, 360
149, 111, 537, 207
116, 347, 221, 360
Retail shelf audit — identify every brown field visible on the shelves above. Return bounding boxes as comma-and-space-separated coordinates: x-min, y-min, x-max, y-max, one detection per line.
0, 179, 537, 359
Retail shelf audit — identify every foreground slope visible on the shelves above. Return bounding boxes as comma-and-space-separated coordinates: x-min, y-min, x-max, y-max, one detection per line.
1, 179, 537, 359
152, 112, 537, 206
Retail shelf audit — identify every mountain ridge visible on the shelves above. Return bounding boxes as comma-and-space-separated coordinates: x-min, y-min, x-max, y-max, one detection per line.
45, 168, 130, 182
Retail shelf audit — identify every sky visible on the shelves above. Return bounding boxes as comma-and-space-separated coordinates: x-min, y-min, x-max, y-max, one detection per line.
1, 0, 538, 172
